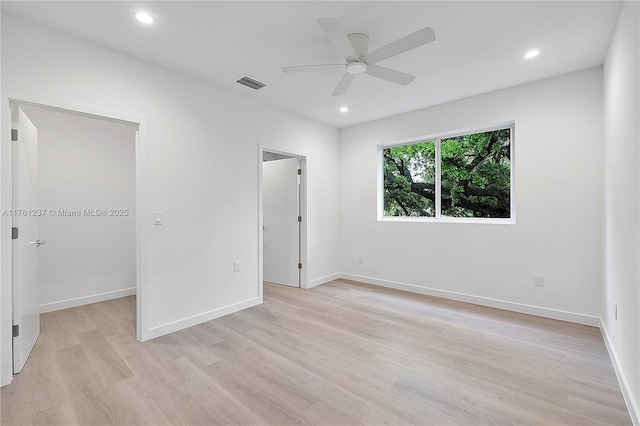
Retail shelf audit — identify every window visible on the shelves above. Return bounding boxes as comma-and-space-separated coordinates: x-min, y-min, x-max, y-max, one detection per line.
381, 124, 513, 222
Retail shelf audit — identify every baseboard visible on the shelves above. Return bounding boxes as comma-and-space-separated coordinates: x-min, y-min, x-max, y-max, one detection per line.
144, 296, 262, 340
307, 273, 341, 289
600, 321, 640, 426
339, 273, 600, 327
39, 287, 137, 313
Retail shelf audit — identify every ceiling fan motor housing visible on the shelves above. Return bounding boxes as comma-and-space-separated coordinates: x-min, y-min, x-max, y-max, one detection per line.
346, 61, 368, 75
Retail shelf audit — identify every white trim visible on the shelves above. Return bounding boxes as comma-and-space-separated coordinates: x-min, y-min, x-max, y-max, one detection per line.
376, 146, 384, 221
1, 95, 15, 386
258, 145, 264, 300
145, 297, 262, 341
308, 273, 342, 289
600, 322, 640, 426
381, 121, 516, 150
509, 123, 517, 221
380, 216, 515, 225
339, 273, 600, 326
298, 156, 308, 289
435, 137, 442, 217
5, 91, 143, 126
135, 126, 150, 342
39, 288, 136, 314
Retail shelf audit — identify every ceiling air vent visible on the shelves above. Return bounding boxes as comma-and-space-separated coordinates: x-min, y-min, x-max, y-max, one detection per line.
236, 75, 266, 90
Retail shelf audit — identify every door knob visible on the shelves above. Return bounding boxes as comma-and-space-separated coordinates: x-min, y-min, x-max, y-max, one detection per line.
27, 239, 45, 247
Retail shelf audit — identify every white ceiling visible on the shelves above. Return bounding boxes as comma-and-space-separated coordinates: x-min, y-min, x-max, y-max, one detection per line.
2, 1, 622, 128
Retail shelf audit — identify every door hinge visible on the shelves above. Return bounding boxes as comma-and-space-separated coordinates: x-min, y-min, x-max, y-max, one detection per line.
11, 227, 18, 240
297, 263, 302, 270
11, 129, 18, 142
297, 168, 302, 175
12, 324, 19, 338
298, 216, 302, 223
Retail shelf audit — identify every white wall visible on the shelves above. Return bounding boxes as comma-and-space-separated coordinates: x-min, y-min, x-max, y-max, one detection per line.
0, 13, 340, 385
603, 1, 640, 422
340, 68, 604, 325
20, 106, 137, 312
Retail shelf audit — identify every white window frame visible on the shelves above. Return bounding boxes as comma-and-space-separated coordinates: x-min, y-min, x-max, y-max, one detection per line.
378, 121, 516, 224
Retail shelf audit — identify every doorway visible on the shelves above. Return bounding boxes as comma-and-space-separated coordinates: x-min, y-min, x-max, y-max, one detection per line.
261, 149, 307, 289
8, 101, 139, 375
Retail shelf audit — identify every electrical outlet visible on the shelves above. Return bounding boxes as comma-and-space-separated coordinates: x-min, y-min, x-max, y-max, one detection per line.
358, 255, 365, 264
234, 260, 240, 272
533, 274, 544, 287
614, 303, 618, 320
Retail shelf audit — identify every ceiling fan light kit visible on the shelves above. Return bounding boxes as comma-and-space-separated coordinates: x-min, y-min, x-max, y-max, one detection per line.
282, 18, 436, 96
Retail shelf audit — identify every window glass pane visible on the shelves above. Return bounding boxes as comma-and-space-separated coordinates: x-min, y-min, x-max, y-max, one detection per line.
383, 141, 436, 217
440, 128, 511, 218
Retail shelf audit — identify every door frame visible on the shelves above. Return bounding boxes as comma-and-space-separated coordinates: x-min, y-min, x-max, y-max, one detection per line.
258, 145, 308, 299
0, 91, 149, 386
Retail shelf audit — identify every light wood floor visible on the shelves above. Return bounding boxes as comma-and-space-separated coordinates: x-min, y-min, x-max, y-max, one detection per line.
1, 280, 632, 425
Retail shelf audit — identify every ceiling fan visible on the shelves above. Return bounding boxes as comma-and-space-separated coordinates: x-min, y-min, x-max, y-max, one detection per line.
281, 18, 436, 96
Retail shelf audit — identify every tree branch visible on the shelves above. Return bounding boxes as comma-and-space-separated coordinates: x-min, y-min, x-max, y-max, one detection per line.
465, 133, 497, 172
410, 182, 436, 203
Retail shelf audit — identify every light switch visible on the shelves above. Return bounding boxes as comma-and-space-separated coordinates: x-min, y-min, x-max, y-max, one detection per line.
153, 211, 163, 225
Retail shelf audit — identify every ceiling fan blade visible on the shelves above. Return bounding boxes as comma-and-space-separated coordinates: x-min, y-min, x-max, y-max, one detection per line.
281, 64, 345, 73
363, 27, 436, 64
365, 64, 416, 86
332, 73, 356, 96
349, 33, 369, 59
317, 18, 359, 62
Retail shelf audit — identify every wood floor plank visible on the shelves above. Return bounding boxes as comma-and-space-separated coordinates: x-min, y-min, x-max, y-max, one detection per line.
66, 381, 120, 425
78, 302, 130, 338
0, 280, 632, 425
104, 332, 175, 392
164, 355, 263, 423
30, 401, 77, 426
1, 366, 33, 426
55, 345, 103, 395
143, 380, 220, 426
203, 359, 308, 425
76, 329, 134, 384
153, 330, 221, 368
19, 342, 70, 416
111, 377, 174, 425
169, 365, 265, 425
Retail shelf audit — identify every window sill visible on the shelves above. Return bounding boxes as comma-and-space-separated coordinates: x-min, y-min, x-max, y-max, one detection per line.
379, 216, 516, 225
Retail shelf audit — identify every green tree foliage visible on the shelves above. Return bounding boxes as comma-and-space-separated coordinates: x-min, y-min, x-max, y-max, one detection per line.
383, 129, 511, 218
383, 141, 436, 216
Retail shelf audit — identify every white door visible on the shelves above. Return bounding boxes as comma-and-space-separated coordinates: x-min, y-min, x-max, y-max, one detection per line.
12, 106, 41, 374
263, 158, 299, 287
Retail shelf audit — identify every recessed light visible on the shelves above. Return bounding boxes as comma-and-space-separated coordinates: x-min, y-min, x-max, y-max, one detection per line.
135, 11, 153, 24
340, 107, 349, 113
524, 49, 540, 59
